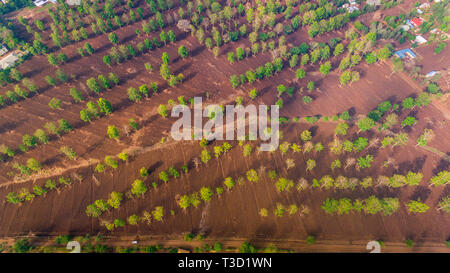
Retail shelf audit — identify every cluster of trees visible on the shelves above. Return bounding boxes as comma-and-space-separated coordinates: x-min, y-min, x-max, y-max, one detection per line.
322, 196, 400, 216
80, 98, 114, 123
0, 78, 39, 108
104, 35, 166, 66
429, 171, 449, 187
406, 199, 430, 214
190, 0, 304, 56
0, 67, 24, 86
226, 28, 301, 64
86, 191, 123, 217
211, 142, 233, 159
289, 171, 424, 192
230, 57, 283, 88
127, 82, 158, 102
308, 13, 349, 38
5, 176, 71, 204
366, 92, 432, 130
177, 167, 262, 211
47, 53, 69, 66
1, 118, 73, 166
103, 204, 164, 231
178, 186, 215, 210
36, 0, 157, 51
90, 164, 182, 219
260, 203, 309, 218
86, 72, 119, 94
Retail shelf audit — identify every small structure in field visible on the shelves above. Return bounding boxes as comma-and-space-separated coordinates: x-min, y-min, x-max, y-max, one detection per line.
400, 24, 411, 31
66, 0, 81, 5
34, 0, 56, 6
342, 0, 359, 12
425, 71, 437, 78
410, 18, 423, 28
0, 45, 8, 56
0, 51, 19, 70
414, 35, 427, 45
177, 248, 190, 253
419, 3, 431, 9
394, 48, 417, 59
367, 0, 381, 5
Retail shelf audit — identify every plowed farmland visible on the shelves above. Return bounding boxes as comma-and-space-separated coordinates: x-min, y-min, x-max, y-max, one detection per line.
0, 0, 448, 253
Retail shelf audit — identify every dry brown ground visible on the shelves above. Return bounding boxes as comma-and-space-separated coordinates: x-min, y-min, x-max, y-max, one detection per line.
0, 1, 448, 252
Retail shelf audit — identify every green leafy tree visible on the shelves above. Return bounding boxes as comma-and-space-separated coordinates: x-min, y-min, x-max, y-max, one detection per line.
69, 88, 83, 103
27, 158, 41, 172
107, 192, 123, 209
127, 87, 142, 102
178, 45, 188, 58
60, 146, 77, 160
84, 42, 94, 55
107, 125, 119, 140
97, 98, 113, 115
430, 171, 449, 187
357, 155, 373, 169
157, 104, 168, 118
131, 179, 147, 198
159, 171, 169, 183
357, 117, 375, 132
47, 53, 58, 66
104, 156, 118, 169
200, 187, 213, 202
319, 61, 332, 75
224, 177, 235, 190
401, 116, 416, 128
108, 32, 119, 44
86, 78, 101, 93
296, 68, 306, 79
300, 130, 312, 142
201, 149, 211, 163
406, 199, 430, 214
34, 129, 48, 144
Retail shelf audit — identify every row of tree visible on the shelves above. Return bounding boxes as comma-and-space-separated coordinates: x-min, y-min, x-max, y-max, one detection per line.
5, 176, 72, 204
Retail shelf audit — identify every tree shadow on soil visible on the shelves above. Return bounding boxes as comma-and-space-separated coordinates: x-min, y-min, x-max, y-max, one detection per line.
147, 161, 163, 175
409, 186, 431, 202
23, 68, 43, 79
182, 72, 197, 83
190, 45, 206, 58
397, 155, 427, 173
432, 158, 449, 175
0, 119, 26, 134
66, 53, 83, 64
121, 33, 137, 44
173, 62, 192, 75
139, 114, 159, 128
41, 154, 62, 167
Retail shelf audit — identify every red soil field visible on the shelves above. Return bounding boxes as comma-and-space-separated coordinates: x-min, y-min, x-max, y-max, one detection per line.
0, 0, 448, 252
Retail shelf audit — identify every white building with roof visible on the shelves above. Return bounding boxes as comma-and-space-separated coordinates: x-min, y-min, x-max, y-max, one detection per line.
415, 35, 427, 44
66, 0, 81, 5
0, 52, 19, 70
34, 0, 56, 6
0, 45, 8, 56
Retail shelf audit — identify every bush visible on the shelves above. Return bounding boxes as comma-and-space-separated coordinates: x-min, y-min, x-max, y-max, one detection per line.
306, 236, 316, 245
13, 239, 32, 253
